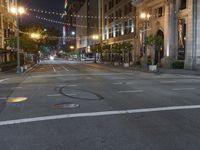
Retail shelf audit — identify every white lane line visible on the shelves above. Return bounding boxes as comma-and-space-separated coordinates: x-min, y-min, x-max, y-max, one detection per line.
47, 94, 62, 97
0, 97, 7, 100
15, 87, 23, 89
65, 94, 77, 96
161, 81, 177, 84
52, 67, 56, 73
0, 78, 10, 83
67, 85, 78, 87
62, 66, 69, 72
111, 78, 126, 80
118, 90, 144, 93
126, 82, 134, 85
56, 85, 66, 87
1, 105, 200, 126
172, 88, 196, 91
113, 82, 123, 85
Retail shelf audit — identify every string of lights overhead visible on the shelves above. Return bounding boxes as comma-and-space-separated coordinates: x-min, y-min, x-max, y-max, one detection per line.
35, 15, 95, 28
19, 29, 94, 40
27, 7, 135, 19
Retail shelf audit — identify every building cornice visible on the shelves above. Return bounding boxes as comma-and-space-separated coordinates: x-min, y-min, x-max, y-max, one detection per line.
129, 0, 144, 6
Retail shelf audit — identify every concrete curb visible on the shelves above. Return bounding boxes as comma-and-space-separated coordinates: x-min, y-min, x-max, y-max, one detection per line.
98, 63, 200, 76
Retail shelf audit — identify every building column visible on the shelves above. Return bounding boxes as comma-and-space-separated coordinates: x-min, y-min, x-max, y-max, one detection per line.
164, 0, 176, 67
194, 0, 200, 69
184, 0, 194, 69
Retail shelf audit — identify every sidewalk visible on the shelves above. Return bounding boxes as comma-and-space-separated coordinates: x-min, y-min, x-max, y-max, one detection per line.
158, 68, 200, 76
0, 63, 38, 78
98, 63, 200, 76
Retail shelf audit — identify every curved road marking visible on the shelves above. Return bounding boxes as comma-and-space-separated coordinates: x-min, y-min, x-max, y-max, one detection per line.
118, 90, 144, 93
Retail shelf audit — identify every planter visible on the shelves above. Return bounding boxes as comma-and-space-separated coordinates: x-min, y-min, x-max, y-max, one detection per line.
114, 62, 120, 66
123, 63, 130, 68
104, 62, 110, 65
149, 65, 157, 71
0, 63, 16, 72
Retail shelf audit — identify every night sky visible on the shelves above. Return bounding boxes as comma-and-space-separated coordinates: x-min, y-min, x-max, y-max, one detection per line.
22, 0, 64, 31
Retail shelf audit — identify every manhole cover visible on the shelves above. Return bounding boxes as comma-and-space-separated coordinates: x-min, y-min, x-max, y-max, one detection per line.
7, 97, 28, 103
53, 102, 80, 109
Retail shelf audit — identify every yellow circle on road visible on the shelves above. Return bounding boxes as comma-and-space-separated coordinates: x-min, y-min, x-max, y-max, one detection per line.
7, 97, 28, 103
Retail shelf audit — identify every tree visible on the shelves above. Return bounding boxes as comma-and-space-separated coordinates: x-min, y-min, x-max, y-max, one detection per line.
96, 44, 103, 62
121, 42, 133, 64
101, 44, 110, 62
154, 35, 163, 67
6, 24, 61, 56
146, 34, 155, 65
146, 35, 163, 66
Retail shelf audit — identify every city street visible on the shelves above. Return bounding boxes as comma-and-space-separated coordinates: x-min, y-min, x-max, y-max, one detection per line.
0, 59, 200, 150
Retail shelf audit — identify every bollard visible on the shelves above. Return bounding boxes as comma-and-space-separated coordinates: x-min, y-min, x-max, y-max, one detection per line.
24, 65, 28, 70
20, 66, 24, 73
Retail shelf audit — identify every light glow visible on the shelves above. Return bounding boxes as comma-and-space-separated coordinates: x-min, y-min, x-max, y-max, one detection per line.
50, 56, 54, 60
140, 12, 150, 20
70, 46, 75, 50
92, 35, 99, 40
10, 6, 26, 15
31, 33, 41, 39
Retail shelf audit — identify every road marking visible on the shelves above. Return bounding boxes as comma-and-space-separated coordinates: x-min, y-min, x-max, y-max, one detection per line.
67, 85, 78, 87
31, 73, 137, 78
126, 82, 133, 85
56, 85, 66, 87
118, 90, 144, 93
65, 94, 77, 96
161, 81, 177, 84
172, 88, 196, 91
111, 78, 126, 80
47, 94, 62, 97
0, 78, 10, 83
1, 105, 200, 126
52, 67, 56, 73
113, 82, 123, 85
0, 97, 7, 100
15, 87, 23, 89
62, 66, 69, 72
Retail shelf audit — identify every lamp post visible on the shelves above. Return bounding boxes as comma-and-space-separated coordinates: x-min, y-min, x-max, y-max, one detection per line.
10, 1, 25, 73
140, 12, 150, 71
92, 35, 99, 63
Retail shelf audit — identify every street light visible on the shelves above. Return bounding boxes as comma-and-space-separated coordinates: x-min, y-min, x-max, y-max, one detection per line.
70, 45, 75, 50
140, 12, 150, 71
31, 33, 41, 40
92, 35, 100, 63
92, 35, 99, 40
71, 31, 76, 36
10, 2, 26, 73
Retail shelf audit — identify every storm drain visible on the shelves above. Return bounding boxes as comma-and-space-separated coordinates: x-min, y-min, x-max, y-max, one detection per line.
53, 102, 80, 109
7, 97, 28, 103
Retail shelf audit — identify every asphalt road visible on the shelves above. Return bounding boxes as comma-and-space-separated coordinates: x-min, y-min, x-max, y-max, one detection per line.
0, 58, 200, 150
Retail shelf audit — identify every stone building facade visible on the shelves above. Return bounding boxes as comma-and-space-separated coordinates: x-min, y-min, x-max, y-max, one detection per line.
131, 0, 200, 69
101, 0, 136, 48
76, 0, 102, 54
0, 0, 16, 65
